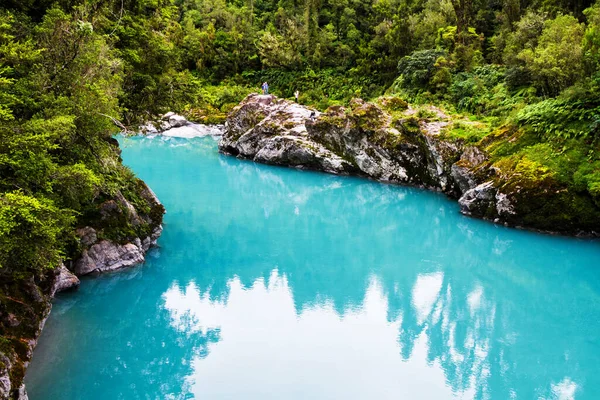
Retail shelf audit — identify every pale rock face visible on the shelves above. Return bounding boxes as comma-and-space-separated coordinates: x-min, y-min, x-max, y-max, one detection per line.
74, 240, 145, 275
451, 163, 478, 194
450, 145, 489, 194
76, 226, 97, 246
458, 181, 497, 216
219, 94, 460, 191
162, 124, 224, 138
139, 112, 192, 134
495, 191, 516, 216
143, 224, 163, 251
71, 180, 164, 277
0, 354, 11, 399
17, 385, 27, 400
72, 223, 163, 276
51, 264, 80, 295
253, 136, 352, 174
140, 122, 158, 134
168, 114, 188, 128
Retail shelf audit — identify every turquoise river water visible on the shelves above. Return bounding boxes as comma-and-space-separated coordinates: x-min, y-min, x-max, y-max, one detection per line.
25, 136, 600, 399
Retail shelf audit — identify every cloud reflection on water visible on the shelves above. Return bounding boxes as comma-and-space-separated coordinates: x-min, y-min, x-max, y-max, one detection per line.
161, 267, 576, 400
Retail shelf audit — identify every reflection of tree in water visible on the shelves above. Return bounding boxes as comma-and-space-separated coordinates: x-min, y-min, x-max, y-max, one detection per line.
156, 152, 600, 399
27, 265, 221, 399
30, 137, 599, 399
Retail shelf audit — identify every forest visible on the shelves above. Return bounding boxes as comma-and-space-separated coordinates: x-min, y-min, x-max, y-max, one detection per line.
1, 0, 599, 276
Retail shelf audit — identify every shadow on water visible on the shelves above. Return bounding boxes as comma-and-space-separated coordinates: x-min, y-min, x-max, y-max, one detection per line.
25, 136, 600, 400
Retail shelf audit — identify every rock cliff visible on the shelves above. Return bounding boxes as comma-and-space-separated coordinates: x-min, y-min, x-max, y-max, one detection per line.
0, 178, 164, 400
220, 94, 600, 235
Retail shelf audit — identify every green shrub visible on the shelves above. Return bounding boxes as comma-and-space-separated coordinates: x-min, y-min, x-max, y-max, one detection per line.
514, 99, 600, 139
397, 49, 447, 92
0, 192, 73, 276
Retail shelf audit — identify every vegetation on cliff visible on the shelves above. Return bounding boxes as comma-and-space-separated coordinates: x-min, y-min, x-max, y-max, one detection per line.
0, 5, 165, 397
4, 0, 595, 223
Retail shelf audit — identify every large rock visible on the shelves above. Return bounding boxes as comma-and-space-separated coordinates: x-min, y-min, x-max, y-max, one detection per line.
51, 264, 80, 296
72, 179, 164, 277
168, 114, 188, 128
219, 94, 462, 191
73, 240, 145, 275
458, 181, 497, 217
139, 112, 190, 134
451, 146, 488, 194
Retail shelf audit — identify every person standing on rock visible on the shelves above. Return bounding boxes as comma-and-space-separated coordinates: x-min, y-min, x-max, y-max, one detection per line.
294, 90, 299, 103
262, 82, 269, 95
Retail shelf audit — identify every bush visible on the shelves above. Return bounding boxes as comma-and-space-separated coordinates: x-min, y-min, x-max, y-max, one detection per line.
0, 192, 73, 277
397, 49, 447, 92
379, 96, 409, 111
514, 99, 600, 139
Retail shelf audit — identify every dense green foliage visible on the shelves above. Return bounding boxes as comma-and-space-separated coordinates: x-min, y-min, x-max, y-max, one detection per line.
0, 6, 154, 279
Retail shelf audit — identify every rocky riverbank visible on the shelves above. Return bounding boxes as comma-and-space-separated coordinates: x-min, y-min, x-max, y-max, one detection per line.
220, 94, 600, 236
140, 112, 224, 138
0, 179, 164, 400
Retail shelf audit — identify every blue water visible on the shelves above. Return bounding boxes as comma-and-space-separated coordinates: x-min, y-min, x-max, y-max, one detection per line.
25, 136, 600, 399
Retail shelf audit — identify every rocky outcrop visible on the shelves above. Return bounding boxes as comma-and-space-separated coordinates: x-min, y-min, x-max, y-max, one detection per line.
219, 94, 600, 235
0, 177, 165, 399
50, 264, 80, 296
0, 274, 54, 400
68, 178, 165, 277
140, 112, 190, 133
73, 225, 162, 275
220, 95, 463, 191
140, 112, 225, 138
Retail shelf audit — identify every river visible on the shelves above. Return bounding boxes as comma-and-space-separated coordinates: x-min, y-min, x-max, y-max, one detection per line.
25, 135, 600, 399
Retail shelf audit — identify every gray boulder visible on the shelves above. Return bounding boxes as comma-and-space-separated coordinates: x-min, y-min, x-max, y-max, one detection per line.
168, 114, 188, 128
74, 240, 145, 275
458, 181, 497, 217
51, 264, 80, 295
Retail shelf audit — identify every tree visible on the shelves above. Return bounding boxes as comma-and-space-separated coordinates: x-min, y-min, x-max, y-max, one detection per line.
521, 14, 584, 95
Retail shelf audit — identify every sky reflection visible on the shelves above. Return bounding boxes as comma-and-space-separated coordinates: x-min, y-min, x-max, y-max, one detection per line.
161, 268, 578, 400
163, 271, 469, 399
